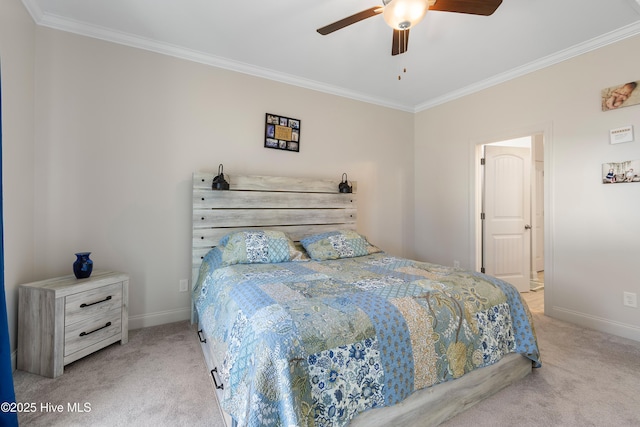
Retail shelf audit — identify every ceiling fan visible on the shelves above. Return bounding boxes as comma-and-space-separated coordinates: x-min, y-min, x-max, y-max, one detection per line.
317, 0, 503, 56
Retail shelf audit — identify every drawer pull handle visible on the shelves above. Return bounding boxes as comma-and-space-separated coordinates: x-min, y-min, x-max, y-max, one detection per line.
210, 367, 224, 390
197, 329, 207, 343
79, 321, 112, 337
80, 295, 112, 308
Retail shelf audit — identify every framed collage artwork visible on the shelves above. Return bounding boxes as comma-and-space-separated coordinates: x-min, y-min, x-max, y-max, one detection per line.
265, 113, 300, 152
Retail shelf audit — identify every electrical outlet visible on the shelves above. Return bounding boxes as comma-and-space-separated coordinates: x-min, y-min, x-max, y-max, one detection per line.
623, 292, 637, 308
179, 279, 189, 293
453, 260, 460, 269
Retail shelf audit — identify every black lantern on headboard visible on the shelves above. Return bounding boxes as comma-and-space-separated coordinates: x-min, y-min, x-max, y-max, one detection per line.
212, 164, 230, 190
338, 173, 352, 193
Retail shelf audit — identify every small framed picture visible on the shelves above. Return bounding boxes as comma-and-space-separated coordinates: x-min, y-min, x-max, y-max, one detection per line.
601, 81, 640, 111
602, 159, 640, 184
265, 113, 300, 152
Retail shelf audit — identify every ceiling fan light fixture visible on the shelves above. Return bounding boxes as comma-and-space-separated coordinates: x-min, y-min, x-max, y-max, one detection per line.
382, 0, 428, 30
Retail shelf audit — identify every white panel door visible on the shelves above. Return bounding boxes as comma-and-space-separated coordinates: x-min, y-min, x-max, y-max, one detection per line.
484, 145, 531, 292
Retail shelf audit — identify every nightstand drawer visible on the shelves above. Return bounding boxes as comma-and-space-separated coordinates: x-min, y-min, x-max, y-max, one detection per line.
65, 282, 123, 326
64, 308, 122, 357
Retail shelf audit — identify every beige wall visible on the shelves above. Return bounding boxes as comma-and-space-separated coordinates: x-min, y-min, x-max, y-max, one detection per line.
415, 34, 640, 341
3, 0, 640, 365
1, 0, 36, 361
30, 28, 414, 331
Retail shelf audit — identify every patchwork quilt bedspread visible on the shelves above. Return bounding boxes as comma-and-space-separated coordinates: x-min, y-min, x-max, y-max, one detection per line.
193, 251, 541, 427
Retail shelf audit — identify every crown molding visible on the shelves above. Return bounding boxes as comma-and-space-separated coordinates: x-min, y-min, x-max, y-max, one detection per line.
25, 2, 415, 112
22, 0, 640, 113
414, 20, 640, 112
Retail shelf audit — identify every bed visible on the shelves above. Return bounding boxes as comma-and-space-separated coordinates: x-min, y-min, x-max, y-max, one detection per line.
191, 172, 540, 427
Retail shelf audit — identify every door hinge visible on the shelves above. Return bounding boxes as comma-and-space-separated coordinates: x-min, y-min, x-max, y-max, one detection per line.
481, 267, 485, 273
480, 212, 485, 220
480, 158, 485, 165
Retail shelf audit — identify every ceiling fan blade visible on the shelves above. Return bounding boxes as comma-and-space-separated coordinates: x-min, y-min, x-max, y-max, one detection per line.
429, 0, 503, 16
391, 29, 409, 56
317, 6, 383, 35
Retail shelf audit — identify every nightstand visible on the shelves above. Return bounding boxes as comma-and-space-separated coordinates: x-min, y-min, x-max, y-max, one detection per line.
18, 270, 129, 378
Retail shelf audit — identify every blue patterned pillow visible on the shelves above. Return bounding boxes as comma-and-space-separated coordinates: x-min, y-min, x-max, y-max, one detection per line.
300, 230, 381, 261
218, 230, 307, 265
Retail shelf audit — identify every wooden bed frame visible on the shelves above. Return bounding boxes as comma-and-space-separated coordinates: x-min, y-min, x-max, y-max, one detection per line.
191, 172, 531, 426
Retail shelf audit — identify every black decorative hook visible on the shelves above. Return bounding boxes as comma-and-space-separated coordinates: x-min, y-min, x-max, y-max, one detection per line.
338, 173, 352, 193
212, 164, 230, 190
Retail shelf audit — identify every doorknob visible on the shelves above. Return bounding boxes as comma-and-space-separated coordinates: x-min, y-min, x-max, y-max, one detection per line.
524, 224, 532, 230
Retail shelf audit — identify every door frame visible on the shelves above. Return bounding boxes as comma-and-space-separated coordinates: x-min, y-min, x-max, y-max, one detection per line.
531, 133, 545, 277
469, 122, 553, 310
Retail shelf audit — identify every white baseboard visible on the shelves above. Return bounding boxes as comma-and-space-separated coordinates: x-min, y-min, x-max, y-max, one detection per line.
549, 306, 640, 342
128, 307, 191, 330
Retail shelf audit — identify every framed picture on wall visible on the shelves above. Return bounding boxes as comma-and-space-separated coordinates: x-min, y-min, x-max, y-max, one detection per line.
601, 80, 640, 111
602, 159, 640, 184
265, 113, 300, 152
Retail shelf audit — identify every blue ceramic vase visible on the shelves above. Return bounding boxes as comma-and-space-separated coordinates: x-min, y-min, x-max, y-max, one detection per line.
73, 252, 93, 279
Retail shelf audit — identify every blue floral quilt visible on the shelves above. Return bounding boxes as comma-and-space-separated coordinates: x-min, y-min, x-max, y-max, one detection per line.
193, 250, 540, 427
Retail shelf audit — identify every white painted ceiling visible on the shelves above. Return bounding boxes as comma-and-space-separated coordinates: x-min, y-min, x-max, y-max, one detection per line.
21, 0, 640, 112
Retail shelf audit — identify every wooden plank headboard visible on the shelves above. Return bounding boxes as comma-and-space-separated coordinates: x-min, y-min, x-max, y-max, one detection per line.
191, 172, 358, 302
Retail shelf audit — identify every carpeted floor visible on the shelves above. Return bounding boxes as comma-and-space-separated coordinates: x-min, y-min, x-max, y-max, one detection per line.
444, 292, 640, 426
13, 321, 223, 427
13, 292, 640, 426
